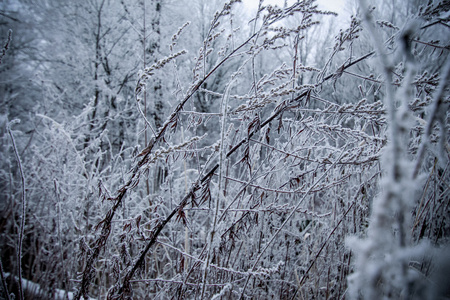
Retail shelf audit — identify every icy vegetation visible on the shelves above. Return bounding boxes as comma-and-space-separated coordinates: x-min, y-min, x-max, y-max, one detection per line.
0, 0, 449, 299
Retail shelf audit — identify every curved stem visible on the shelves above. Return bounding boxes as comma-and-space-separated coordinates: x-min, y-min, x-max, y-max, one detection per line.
7, 120, 25, 300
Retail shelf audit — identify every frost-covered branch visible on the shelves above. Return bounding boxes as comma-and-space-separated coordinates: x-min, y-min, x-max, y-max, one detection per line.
7, 120, 25, 300
413, 60, 450, 178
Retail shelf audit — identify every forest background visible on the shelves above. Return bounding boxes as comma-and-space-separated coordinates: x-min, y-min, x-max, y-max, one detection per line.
0, 0, 449, 299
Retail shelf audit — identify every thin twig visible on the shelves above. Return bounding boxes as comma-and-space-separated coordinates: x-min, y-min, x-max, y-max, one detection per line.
0, 29, 12, 64
413, 60, 450, 178
7, 120, 25, 300
200, 77, 235, 299
0, 258, 11, 300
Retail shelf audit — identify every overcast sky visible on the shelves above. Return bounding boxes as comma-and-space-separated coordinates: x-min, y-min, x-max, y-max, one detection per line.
241, 0, 351, 20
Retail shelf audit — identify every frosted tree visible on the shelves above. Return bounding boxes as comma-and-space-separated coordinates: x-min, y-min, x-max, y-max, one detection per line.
1, 0, 140, 297
347, 0, 450, 299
